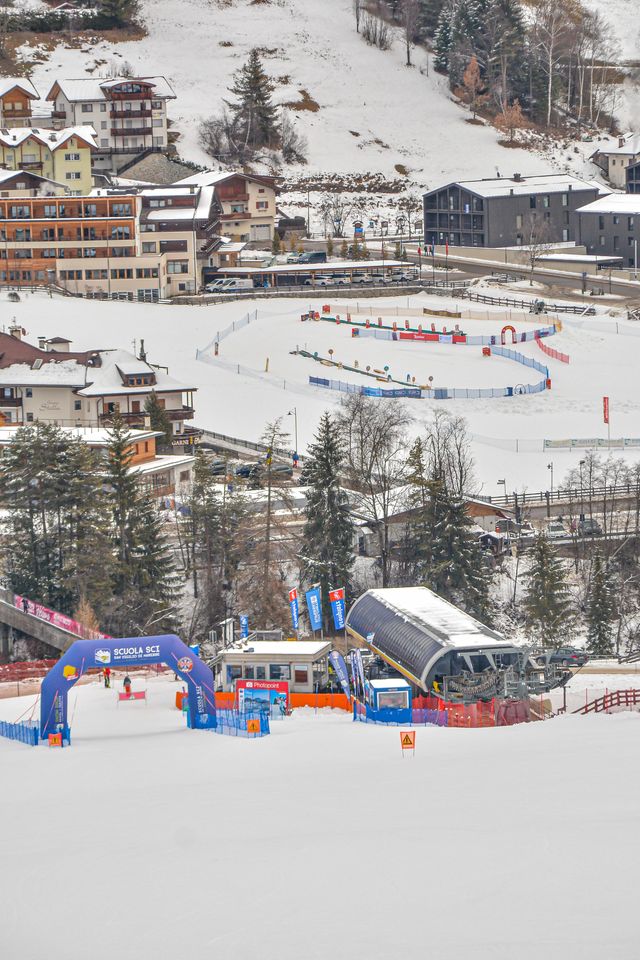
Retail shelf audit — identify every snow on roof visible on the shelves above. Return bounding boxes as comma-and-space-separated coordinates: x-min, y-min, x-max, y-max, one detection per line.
128, 453, 196, 476
220, 260, 410, 274
224, 640, 330, 658
175, 170, 237, 187
367, 588, 509, 651
77, 349, 196, 396
0, 125, 97, 150
576, 194, 640, 215
145, 208, 198, 222
595, 134, 640, 157
368, 678, 412, 689
0, 78, 39, 100
0, 359, 87, 386
0, 426, 161, 445
48, 76, 176, 102
443, 174, 598, 199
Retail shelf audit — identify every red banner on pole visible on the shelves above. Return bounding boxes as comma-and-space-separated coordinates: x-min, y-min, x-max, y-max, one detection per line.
603, 396, 609, 424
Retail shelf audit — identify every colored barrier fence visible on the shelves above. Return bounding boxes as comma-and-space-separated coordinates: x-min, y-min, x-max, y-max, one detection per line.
353, 700, 447, 727
213, 708, 270, 738
289, 693, 351, 710
0, 719, 40, 746
535, 334, 570, 363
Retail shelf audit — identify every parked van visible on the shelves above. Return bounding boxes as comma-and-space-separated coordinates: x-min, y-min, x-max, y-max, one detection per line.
297, 251, 327, 264
205, 278, 254, 293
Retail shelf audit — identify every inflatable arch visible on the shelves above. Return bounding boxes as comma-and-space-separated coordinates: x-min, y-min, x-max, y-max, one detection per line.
501, 325, 517, 345
40, 635, 216, 738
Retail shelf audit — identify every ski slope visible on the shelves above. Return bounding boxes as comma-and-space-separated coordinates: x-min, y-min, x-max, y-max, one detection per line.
20, 0, 555, 186
0, 675, 638, 960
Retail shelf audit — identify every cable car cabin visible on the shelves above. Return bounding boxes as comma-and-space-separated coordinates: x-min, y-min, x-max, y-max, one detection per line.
365, 678, 413, 723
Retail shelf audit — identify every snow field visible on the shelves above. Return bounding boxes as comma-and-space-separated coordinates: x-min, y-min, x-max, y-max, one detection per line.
0, 675, 639, 960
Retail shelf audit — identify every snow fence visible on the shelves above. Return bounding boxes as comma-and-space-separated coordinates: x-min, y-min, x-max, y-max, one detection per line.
213, 708, 270, 738
0, 719, 40, 746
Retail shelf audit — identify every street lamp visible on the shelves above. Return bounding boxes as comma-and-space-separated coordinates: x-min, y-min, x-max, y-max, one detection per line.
287, 407, 298, 465
579, 459, 585, 520
497, 479, 507, 498
547, 461, 554, 496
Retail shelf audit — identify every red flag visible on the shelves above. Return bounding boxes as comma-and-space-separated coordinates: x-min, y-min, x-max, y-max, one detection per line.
417, 246, 422, 256
603, 396, 609, 424
445, 241, 449, 255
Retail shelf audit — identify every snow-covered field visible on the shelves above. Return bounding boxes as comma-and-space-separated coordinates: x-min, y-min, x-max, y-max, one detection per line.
0, 674, 638, 960
7, 288, 640, 492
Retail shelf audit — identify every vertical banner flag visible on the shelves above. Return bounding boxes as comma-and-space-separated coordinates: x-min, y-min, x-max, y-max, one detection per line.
288, 588, 299, 630
329, 587, 346, 631
329, 651, 351, 700
305, 586, 323, 632
348, 650, 359, 698
239, 615, 249, 639
351, 648, 367, 700
603, 396, 610, 425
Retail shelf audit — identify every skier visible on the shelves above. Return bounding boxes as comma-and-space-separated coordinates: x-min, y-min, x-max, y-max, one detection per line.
103, 667, 111, 689
21, 596, 29, 615
123, 675, 132, 696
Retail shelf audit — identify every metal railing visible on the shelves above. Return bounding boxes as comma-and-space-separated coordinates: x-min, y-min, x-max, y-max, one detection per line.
487, 481, 640, 507
463, 291, 596, 315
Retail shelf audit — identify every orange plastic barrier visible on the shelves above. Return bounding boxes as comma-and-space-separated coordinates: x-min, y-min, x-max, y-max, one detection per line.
289, 693, 351, 711
48, 733, 62, 747
215, 692, 235, 709
175, 691, 187, 710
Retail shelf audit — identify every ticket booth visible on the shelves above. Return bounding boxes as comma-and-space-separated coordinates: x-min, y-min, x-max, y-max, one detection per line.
367, 678, 412, 723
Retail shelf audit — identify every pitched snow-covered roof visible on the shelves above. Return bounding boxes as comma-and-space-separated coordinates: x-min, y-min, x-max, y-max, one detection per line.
46, 76, 176, 102
595, 134, 640, 157
0, 426, 162, 445
0, 78, 39, 100
222, 640, 330, 658
77, 349, 196, 396
0, 359, 88, 387
0, 125, 97, 150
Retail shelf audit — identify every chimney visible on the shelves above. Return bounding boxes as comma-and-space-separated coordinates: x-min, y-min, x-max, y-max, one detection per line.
512, 172, 522, 182
619, 136, 625, 148
189, 185, 195, 194
139, 338, 147, 362
38, 336, 46, 349
9, 321, 22, 340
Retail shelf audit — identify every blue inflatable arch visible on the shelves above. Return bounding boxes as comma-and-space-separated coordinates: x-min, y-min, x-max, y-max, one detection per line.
40, 635, 216, 738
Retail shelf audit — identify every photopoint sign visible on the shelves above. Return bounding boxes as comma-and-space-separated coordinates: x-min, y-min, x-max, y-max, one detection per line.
236, 678, 289, 712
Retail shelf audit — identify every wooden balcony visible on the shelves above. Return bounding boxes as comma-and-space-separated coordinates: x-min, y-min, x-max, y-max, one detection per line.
0, 397, 22, 407
111, 126, 152, 137
110, 107, 152, 118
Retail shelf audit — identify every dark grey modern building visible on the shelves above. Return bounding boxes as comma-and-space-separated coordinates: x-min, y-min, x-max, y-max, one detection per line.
627, 159, 640, 193
423, 174, 601, 249
577, 194, 640, 268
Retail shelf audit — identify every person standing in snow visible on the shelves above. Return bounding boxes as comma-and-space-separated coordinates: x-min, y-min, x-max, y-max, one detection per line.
123, 675, 132, 696
104, 667, 111, 689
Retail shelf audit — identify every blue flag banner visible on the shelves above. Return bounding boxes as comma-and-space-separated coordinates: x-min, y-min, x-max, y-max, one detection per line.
328, 587, 346, 631
305, 586, 323, 632
329, 651, 351, 700
288, 588, 299, 630
351, 648, 367, 700
239, 615, 249, 639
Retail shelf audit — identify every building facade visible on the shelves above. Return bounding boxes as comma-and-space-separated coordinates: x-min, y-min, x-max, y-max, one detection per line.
577, 194, 640, 268
46, 76, 175, 173
0, 127, 95, 194
591, 134, 640, 189
176, 171, 277, 245
0, 329, 199, 449
0, 79, 39, 127
423, 174, 601, 249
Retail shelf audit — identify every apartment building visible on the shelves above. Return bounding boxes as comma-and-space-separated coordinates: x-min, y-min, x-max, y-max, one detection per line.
0, 79, 39, 127
45, 76, 176, 173
423, 174, 601, 248
0, 328, 200, 452
176, 171, 277, 245
577, 194, 640, 268
591, 134, 640, 189
0, 126, 96, 194
0, 169, 68, 197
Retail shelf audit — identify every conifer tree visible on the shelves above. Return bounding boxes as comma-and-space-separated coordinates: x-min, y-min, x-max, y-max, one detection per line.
145, 390, 173, 450
301, 412, 355, 626
434, 8, 453, 71
586, 553, 615, 656
226, 49, 278, 152
522, 536, 574, 647
426, 486, 492, 622
99, 0, 140, 27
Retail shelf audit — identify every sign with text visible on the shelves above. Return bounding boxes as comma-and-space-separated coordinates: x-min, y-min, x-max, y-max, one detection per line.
236, 678, 289, 711
328, 587, 346, 631
305, 587, 323, 632
603, 396, 610, 425
288, 588, 300, 630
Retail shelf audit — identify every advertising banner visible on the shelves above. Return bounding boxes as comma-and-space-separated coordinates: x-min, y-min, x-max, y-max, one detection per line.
603, 396, 610, 425
288, 588, 300, 630
329, 587, 346, 631
329, 651, 351, 700
305, 586, 323, 632
239, 614, 249, 639
236, 678, 289, 712
352, 647, 367, 698
14, 594, 110, 640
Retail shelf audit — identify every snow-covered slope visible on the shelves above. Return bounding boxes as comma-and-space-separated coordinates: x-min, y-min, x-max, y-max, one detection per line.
21, 0, 555, 187
584, 0, 639, 60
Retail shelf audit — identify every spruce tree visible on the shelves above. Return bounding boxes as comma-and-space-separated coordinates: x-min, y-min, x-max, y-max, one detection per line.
226, 49, 278, 152
145, 390, 173, 450
399, 437, 436, 583
426, 486, 492, 622
99, 0, 140, 27
301, 412, 355, 627
586, 553, 615, 656
434, 8, 453, 71
522, 536, 574, 648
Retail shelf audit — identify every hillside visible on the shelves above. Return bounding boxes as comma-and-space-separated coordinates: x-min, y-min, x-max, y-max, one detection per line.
19, 0, 560, 190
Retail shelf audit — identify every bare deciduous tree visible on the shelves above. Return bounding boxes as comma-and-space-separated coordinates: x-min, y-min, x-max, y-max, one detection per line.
401, 0, 420, 67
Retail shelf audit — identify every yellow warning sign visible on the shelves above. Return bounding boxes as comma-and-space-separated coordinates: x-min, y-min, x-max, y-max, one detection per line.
400, 730, 416, 751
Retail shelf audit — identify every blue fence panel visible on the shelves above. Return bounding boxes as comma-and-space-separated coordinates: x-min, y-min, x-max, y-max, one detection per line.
213, 708, 270, 738
0, 719, 39, 746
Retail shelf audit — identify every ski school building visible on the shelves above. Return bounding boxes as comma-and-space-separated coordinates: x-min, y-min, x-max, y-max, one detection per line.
213, 639, 332, 695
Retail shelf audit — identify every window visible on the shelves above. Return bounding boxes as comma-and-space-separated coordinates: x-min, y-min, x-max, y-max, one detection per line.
10, 205, 29, 218
112, 203, 131, 216
599, 235, 606, 246
14, 249, 31, 258
629, 237, 635, 247
294, 666, 308, 685
149, 199, 166, 208
14, 228, 30, 241
43, 204, 57, 217
269, 664, 291, 681
613, 236, 620, 251
226, 665, 242, 685
152, 118, 163, 127
563, 211, 570, 225
529, 196, 537, 209
151, 100, 162, 110
543, 195, 550, 208
65, 172, 81, 181
25, 388, 32, 398
629, 217, 635, 230
22, 153, 36, 163
256, 666, 266, 680
613, 216, 620, 225
515, 214, 523, 229
64, 152, 80, 161
135, 267, 158, 278
110, 268, 133, 279
256, 200, 268, 210
142, 241, 156, 253
81, 103, 93, 113
244, 666, 254, 679
160, 239, 187, 253
599, 216, 605, 230
100, 139, 109, 147
100, 121, 107, 130
153, 137, 164, 147
562, 229, 569, 242
74, 400, 82, 411
562, 193, 569, 206
26, 412, 33, 423
167, 260, 188, 274
83, 248, 97, 258
42, 248, 56, 258
111, 226, 131, 240
84, 203, 97, 216
100, 103, 107, 112
41, 228, 56, 240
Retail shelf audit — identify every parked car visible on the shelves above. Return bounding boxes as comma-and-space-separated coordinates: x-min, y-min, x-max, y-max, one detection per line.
536, 647, 589, 668
350, 273, 374, 284
235, 462, 262, 479
271, 463, 294, 478
286, 253, 302, 264
329, 274, 351, 285
205, 278, 254, 293
543, 520, 568, 540
209, 458, 228, 476
304, 275, 335, 286
390, 271, 417, 283
495, 518, 521, 535
298, 251, 327, 264
577, 518, 603, 537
